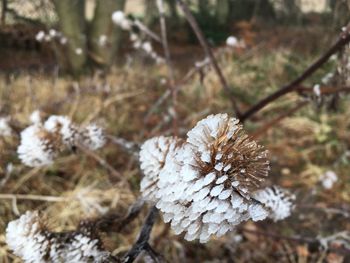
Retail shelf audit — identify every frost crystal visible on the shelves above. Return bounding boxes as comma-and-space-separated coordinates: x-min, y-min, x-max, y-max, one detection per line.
17, 125, 59, 167
140, 114, 274, 242
44, 115, 79, 147
252, 186, 295, 221
226, 36, 238, 47
80, 124, 106, 150
0, 117, 12, 136
29, 110, 43, 124
6, 211, 112, 263
319, 170, 338, 189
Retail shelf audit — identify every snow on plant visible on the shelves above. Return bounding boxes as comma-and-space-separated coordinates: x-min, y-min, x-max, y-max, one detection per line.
6, 211, 112, 263
319, 170, 338, 189
226, 35, 246, 48
140, 113, 295, 242
35, 29, 67, 45
111, 10, 164, 64
17, 115, 106, 167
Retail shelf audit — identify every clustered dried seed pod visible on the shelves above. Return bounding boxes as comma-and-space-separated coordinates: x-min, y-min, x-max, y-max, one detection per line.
139, 114, 295, 242
6, 211, 116, 263
17, 115, 106, 167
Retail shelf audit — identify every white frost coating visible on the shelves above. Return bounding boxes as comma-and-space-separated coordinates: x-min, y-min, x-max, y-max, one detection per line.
35, 31, 45, 42
111, 10, 131, 30
226, 36, 238, 47
44, 115, 79, 146
80, 124, 106, 150
17, 125, 57, 167
6, 211, 48, 263
0, 117, 12, 136
319, 170, 338, 189
140, 114, 272, 243
6, 211, 111, 263
29, 110, 42, 124
252, 186, 295, 221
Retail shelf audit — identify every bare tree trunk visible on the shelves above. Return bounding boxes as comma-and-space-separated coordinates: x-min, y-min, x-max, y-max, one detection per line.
144, 0, 158, 28
53, 0, 87, 74
215, 0, 230, 26
1, 0, 7, 25
89, 0, 126, 67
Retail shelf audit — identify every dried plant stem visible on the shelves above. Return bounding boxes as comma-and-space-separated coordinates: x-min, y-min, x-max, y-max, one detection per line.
0, 193, 67, 202
251, 100, 309, 139
123, 206, 158, 263
177, 0, 241, 118
240, 27, 350, 122
76, 144, 126, 184
133, 19, 162, 43
157, 0, 178, 135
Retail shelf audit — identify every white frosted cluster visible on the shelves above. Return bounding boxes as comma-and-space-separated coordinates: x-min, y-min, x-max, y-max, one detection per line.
319, 170, 338, 189
17, 125, 58, 167
226, 36, 246, 48
80, 124, 106, 151
139, 114, 288, 243
252, 186, 295, 221
6, 211, 111, 263
35, 29, 67, 45
18, 115, 106, 167
111, 10, 131, 30
6, 211, 49, 263
0, 117, 12, 136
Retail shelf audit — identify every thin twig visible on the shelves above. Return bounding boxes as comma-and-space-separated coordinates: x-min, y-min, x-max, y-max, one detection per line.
133, 19, 162, 43
0, 193, 67, 202
177, 0, 242, 118
123, 206, 158, 263
157, 0, 178, 135
76, 144, 126, 184
251, 100, 309, 139
240, 26, 350, 122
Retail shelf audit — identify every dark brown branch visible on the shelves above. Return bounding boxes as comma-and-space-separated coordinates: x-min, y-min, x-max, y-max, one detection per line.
177, 0, 242, 118
123, 206, 158, 263
240, 27, 350, 122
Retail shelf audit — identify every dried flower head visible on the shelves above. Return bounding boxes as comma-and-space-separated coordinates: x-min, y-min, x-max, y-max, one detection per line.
252, 186, 295, 221
140, 114, 272, 242
17, 125, 60, 167
6, 211, 113, 263
6, 211, 49, 262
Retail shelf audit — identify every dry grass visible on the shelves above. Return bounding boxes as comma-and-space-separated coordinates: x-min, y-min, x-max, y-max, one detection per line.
0, 28, 349, 262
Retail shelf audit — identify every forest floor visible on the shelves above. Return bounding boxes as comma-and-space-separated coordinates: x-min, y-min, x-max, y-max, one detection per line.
0, 24, 349, 262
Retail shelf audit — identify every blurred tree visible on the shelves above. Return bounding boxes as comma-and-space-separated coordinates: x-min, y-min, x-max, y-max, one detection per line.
215, 0, 230, 26
52, 0, 126, 74
144, 0, 158, 28
89, 0, 125, 67
53, 0, 87, 74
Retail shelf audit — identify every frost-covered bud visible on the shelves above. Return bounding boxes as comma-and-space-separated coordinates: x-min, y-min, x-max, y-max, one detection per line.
60, 36, 68, 45
252, 186, 295, 221
17, 125, 59, 167
49, 29, 57, 37
319, 170, 338, 189
0, 117, 12, 136
112, 10, 131, 30
29, 110, 44, 124
142, 42, 153, 54
6, 211, 113, 263
6, 211, 50, 262
140, 114, 271, 243
80, 124, 106, 150
226, 36, 238, 47
44, 115, 80, 147
35, 31, 45, 42
140, 136, 183, 201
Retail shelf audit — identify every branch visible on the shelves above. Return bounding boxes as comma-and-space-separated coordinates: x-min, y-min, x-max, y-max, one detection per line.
240, 26, 350, 122
122, 206, 158, 263
157, 0, 178, 135
176, 0, 242, 118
